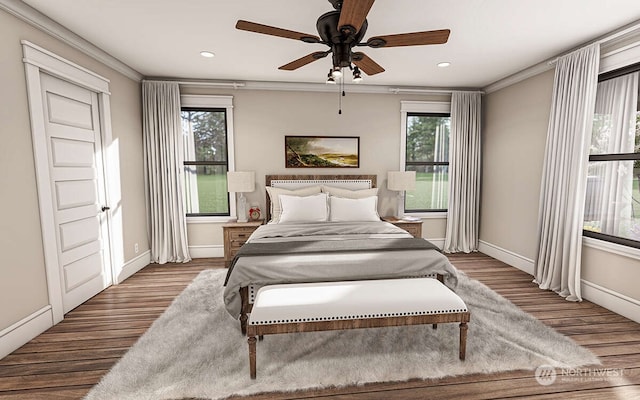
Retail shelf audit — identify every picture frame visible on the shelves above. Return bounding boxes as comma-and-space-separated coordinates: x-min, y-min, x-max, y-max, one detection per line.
285, 136, 360, 168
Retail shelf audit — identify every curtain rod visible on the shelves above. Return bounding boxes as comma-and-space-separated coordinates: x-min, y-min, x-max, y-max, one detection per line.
174, 80, 245, 89
548, 20, 640, 66
388, 88, 484, 94
142, 79, 246, 89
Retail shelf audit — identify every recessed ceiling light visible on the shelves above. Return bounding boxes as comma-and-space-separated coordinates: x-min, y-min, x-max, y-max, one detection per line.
437, 62, 451, 68
200, 51, 215, 58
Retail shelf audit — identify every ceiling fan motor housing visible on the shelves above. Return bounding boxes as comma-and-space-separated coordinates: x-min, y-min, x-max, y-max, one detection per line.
317, 11, 368, 68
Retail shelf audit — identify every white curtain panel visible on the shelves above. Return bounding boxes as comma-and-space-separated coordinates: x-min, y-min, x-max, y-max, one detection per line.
444, 91, 482, 253
534, 44, 600, 301
142, 81, 191, 264
586, 73, 639, 234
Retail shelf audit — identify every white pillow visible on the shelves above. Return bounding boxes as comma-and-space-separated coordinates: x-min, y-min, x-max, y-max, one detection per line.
329, 196, 380, 222
322, 186, 379, 199
279, 193, 329, 223
266, 186, 322, 223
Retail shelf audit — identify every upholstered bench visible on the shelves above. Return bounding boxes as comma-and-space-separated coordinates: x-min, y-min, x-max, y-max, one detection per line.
247, 277, 470, 379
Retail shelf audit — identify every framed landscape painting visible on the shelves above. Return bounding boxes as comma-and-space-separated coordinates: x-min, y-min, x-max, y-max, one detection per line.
285, 136, 360, 168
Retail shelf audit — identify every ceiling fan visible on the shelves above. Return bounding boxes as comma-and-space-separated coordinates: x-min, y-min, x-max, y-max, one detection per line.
236, 0, 450, 82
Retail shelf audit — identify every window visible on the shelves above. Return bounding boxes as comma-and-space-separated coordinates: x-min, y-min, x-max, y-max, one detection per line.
401, 101, 451, 213
180, 95, 234, 218
583, 64, 640, 248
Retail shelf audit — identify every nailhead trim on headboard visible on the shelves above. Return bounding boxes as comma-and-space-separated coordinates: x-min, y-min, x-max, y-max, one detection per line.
270, 179, 372, 188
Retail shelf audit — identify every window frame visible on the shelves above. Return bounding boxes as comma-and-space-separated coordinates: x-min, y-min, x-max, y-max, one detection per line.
582, 63, 640, 249
400, 101, 451, 217
180, 95, 236, 223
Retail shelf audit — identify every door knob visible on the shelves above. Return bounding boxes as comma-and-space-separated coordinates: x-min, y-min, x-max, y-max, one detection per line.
101, 206, 110, 212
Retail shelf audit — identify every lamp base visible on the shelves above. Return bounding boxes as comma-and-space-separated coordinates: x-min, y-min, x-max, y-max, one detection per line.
395, 192, 405, 219
237, 193, 248, 223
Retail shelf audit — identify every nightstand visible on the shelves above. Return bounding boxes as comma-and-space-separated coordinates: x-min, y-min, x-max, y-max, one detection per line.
382, 216, 423, 238
222, 220, 263, 267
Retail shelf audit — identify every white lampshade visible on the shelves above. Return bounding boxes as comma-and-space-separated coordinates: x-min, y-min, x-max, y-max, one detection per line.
227, 171, 255, 193
387, 171, 416, 191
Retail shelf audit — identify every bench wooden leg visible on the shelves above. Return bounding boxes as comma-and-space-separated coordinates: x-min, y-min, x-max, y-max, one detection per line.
459, 322, 468, 360
248, 335, 257, 379
240, 287, 250, 335
240, 313, 248, 335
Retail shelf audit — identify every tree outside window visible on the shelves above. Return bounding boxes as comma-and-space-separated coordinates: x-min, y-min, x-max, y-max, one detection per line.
583, 70, 640, 248
405, 113, 450, 212
181, 108, 229, 216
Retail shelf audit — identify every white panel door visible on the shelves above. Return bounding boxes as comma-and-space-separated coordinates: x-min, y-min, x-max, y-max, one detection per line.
40, 73, 112, 313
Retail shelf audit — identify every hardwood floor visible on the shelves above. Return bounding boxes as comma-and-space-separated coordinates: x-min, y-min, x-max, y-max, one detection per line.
0, 253, 638, 399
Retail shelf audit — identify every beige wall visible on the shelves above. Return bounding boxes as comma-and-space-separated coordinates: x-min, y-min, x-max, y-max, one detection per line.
182, 87, 451, 244
481, 69, 554, 260
481, 67, 640, 304
0, 8, 146, 331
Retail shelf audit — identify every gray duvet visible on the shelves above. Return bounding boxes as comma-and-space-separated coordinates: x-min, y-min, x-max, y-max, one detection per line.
222, 221, 459, 317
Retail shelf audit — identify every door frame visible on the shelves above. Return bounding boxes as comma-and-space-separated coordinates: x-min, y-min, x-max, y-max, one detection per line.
22, 40, 120, 324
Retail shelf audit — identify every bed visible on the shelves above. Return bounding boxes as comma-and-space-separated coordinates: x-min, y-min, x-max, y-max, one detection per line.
223, 174, 459, 333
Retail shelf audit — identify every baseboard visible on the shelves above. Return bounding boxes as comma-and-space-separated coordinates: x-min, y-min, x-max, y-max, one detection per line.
116, 250, 151, 284
478, 240, 535, 275
427, 238, 445, 250
581, 279, 640, 324
0, 306, 52, 360
189, 244, 224, 259
476, 241, 640, 324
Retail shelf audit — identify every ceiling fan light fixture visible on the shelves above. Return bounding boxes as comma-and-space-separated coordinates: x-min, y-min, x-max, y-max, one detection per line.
326, 69, 337, 84
352, 66, 363, 83
331, 67, 343, 78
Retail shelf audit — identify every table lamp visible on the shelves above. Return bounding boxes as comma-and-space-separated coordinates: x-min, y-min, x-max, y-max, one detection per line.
227, 171, 255, 222
387, 171, 416, 219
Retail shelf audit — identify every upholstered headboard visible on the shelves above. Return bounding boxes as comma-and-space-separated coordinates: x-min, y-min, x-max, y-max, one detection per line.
264, 174, 377, 222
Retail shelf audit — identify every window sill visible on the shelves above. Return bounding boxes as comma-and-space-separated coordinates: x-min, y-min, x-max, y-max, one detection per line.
406, 211, 448, 219
583, 236, 640, 261
186, 216, 237, 224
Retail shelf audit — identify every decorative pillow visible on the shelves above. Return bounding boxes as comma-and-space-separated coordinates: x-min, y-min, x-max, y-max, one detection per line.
329, 196, 380, 222
265, 186, 322, 223
322, 185, 379, 199
279, 193, 329, 223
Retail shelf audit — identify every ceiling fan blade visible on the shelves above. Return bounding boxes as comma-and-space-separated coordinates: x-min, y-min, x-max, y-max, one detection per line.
366, 29, 450, 48
338, 0, 375, 35
236, 20, 321, 43
352, 52, 385, 75
279, 51, 329, 71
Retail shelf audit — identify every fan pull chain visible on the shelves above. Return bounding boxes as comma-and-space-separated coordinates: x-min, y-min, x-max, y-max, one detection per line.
338, 69, 345, 115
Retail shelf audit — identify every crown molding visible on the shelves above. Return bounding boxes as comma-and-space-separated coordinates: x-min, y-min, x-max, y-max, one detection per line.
166, 78, 470, 96
482, 61, 554, 94
483, 19, 640, 94
0, 0, 142, 82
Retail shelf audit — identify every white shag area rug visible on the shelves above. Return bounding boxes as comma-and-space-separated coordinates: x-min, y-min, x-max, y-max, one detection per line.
85, 268, 599, 400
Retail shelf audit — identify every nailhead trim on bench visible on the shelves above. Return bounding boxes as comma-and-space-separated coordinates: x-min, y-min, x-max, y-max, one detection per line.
250, 308, 469, 325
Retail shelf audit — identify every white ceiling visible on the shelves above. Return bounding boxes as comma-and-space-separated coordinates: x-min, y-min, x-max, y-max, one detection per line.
20, 0, 640, 89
